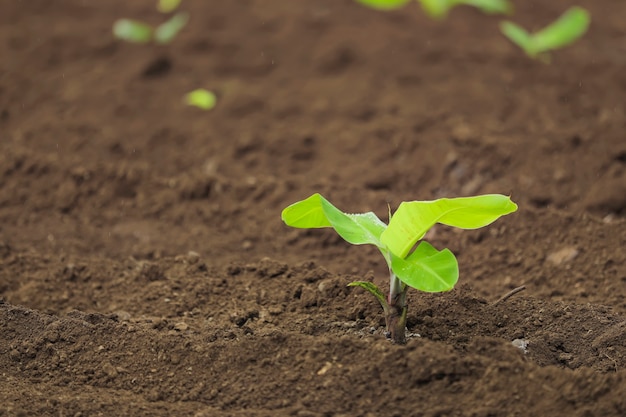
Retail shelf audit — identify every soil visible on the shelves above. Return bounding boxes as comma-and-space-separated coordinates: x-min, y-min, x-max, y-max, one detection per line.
1, 0, 626, 416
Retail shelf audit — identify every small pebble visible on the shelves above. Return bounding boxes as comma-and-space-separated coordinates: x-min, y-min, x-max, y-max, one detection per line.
512, 338, 528, 353
546, 247, 579, 265
187, 251, 200, 264
174, 322, 189, 331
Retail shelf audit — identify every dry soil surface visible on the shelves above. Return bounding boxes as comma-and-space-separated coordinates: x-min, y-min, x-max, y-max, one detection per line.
1, 0, 626, 416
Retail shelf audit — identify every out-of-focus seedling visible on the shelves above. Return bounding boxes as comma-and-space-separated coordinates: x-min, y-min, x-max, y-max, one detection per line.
157, 0, 182, 14
184, 89, 217, 110
282, 193, 517, 344
500, 6, 590, 61
419, 0, 511, 19
113, 0, 189, 45
113, 19, 153, 44
355, 0, 511, 17
354, 0, 589, 61
154, 12, 189, 44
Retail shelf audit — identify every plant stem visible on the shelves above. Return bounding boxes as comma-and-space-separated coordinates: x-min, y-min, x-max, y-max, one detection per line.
386, 270, 408, 344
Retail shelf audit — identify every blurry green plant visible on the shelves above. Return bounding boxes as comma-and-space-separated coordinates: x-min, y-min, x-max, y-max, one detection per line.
157, 0, 182, 14
282, 193, 517, 344
500, 7, 590, 62
113, 0, 189, 44
184, 89, 217, 111
354, 0, 589, 60
355, 0, 511, 17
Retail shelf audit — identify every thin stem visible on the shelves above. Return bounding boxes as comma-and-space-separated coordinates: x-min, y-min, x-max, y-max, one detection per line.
492, 285, 526, 306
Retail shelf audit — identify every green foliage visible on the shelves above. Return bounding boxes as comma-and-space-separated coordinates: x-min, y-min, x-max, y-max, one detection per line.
157, 0, 182, 13
113, 1, 188, 45
354, 0, 511, 17
419, 0, 511, 19
281, 193, 516, 293
381, 194, 518, 258
281, 193, 386, 248
154, 12, 189, 44
112, 19, 153, 44
389, 241, 458, 292
348, 281, 389, 312
353, 0, 589, 60
184, 89, 217, 110
500, 6, 590, 60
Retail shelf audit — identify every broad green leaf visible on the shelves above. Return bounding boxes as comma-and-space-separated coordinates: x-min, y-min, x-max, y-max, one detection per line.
185, 89, 217, 110
113, 19, 152, 43
281, 193, 387, 248
500, 21, 532, 54
348, 281, 389, 311
381, 194, 517, 258
355, 0, 412, 10
157, 0, 181, 13
154, 11, 189, 44
530, 7, 589, 55
391, 242, 459, 292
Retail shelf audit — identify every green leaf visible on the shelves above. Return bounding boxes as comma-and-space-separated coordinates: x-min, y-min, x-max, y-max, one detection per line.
281, 193, 387, 248
185, 89, 217, 110
157, 0, 182, 13
381, 194, 517, 258
500, 21, 532, 54
112, 19, 152, 44
501, 7, 590, 58
154, 11, 189, 44
355, 0, 412, 10
530, 6, 590, 55
348, 281, 389, 311
391, 241, 459, 292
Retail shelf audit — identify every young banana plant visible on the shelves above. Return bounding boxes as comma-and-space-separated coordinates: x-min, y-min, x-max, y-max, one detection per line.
281, 193, 517, 344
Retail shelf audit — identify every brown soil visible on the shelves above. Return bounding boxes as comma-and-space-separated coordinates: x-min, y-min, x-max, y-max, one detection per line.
2, 0, 626, 415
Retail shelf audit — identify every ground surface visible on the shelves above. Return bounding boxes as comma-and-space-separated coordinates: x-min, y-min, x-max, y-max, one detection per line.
1, 0, 626, 416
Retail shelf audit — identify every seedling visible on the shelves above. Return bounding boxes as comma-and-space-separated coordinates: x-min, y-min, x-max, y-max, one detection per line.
354, 0, 511, 18
157, 0, 182, 14
419, 0, 511, 19
282, 193, 517, 344
112, 19, 153, 44
184, 89, 217, 111
500, 6, 590, 61
113, 0, 189, 45
113, 12, 189, 44
354, 0, 589, 61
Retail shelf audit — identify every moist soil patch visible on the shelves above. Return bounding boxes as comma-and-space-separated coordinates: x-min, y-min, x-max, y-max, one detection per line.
2, 0, 626, 416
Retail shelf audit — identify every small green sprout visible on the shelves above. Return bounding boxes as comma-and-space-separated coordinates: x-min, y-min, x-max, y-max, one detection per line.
113, 0, 189, 45
354, 0, 511, 17
112, 19, 153, 44
157, 0, 182, 14
184, 89, 217, 110
113, 12, 189, 45
154, 12, 189, 44
500, 6, 590, 61
419, 0, 511, 19
353, 0, 589, 60
282, 193, 517, 344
